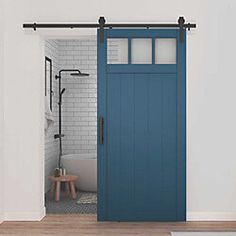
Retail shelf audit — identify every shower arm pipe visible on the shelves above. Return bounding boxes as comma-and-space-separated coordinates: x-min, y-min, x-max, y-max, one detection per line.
55, 69, 82, 79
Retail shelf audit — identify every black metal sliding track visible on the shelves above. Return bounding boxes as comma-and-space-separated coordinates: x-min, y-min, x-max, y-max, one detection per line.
23, 16, 196, 42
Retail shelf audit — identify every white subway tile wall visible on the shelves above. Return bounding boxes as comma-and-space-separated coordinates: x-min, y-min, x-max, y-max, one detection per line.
57, 38, 97, 155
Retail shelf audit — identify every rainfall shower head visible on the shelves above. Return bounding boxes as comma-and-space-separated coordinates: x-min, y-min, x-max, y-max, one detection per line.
56, 69, 90, 79
70, 72, 90, 77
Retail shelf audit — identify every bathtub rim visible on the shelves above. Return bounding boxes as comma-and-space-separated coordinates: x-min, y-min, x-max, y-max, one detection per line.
61, 153, 97, 160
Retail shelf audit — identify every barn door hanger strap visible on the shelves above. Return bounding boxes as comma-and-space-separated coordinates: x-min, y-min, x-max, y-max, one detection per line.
98, 17, 106, 43
23, 16, 196, 43
178, 17, 186, 42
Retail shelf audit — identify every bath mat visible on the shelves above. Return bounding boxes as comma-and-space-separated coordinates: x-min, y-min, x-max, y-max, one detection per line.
77, 192, 97, 204
171, 232, 236, 236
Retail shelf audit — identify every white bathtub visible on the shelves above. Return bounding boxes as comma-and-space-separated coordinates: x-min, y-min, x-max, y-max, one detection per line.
61, 153, 97, 192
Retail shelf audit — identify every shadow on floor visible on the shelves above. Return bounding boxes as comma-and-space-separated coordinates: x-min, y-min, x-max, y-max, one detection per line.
45, 191, 97, 214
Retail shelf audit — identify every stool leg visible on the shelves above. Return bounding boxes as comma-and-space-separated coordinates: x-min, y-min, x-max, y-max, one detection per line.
70, 181, 77, 199
50, 182, 56, 200
55, 181, 61, 202
65, 182, 70, 196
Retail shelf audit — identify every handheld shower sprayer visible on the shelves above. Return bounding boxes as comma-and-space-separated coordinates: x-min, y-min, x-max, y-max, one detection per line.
58, 88, 66, 105
60, 88, 66, 96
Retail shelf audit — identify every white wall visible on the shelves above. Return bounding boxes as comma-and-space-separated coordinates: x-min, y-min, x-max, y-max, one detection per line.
1, 0, 236, 221
0, 0, 4, 223
2, 0, 45, 220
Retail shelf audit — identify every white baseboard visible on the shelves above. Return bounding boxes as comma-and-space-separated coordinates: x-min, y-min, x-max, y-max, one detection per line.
2, 209, 236, 221
3, 207, 46, 221
187, 211, 236, 221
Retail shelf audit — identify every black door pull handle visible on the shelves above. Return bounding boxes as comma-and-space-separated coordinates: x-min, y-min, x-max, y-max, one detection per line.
99, 117, 104, 144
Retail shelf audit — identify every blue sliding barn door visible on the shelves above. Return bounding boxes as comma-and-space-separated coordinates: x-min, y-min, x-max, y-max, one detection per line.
98, 29, 186, 221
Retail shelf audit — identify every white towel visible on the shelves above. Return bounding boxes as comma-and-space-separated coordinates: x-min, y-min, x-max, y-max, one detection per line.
44, 96, 54, 133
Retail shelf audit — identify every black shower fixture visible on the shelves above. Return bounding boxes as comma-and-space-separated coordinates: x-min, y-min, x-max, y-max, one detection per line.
54, 69, 89, 169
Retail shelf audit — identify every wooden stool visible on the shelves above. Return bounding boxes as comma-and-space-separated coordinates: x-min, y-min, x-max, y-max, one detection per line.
49, 175, 78, 202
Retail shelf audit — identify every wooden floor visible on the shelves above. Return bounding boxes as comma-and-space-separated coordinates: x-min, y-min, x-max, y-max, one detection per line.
0, 214, 236, 236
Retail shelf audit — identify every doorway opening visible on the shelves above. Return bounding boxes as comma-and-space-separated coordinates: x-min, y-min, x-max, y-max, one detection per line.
44, 36, 98, 214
